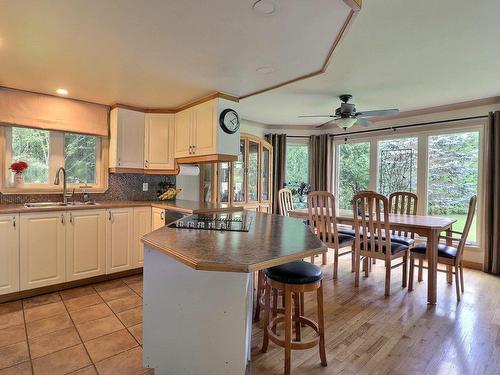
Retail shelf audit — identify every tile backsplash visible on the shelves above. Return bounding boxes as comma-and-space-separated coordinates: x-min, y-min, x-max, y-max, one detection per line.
0, 174, 176, 204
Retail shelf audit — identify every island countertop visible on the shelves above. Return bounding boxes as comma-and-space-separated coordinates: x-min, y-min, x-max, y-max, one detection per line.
0, 199, 240, 214
141, 211, 327, 273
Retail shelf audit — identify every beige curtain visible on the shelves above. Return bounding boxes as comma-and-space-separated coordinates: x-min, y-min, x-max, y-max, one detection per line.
309, 134, 333, 192
0, 87, 109, 136
484, 111, 500, 275
265, 133, 287, 214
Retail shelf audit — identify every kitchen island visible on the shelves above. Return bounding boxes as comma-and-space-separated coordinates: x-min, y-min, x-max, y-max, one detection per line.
141, 211, 326, 375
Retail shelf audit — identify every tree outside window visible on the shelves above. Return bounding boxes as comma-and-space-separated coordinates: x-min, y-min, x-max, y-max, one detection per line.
286, 143, 309, 208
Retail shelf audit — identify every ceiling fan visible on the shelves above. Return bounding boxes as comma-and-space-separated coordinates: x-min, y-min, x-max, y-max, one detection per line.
299, 94, 399, 130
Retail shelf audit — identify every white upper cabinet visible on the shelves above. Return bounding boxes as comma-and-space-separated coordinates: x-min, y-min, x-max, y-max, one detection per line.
109, 108, 145, 169
0, 214, 19, 295
144, 113, 175, 170
174, 98, 239, 160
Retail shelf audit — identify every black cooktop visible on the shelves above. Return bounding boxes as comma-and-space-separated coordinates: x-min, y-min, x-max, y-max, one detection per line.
168, 212, 252, 232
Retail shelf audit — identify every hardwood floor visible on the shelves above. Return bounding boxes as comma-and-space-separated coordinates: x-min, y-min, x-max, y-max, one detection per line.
251, 257, 500, 375
0, 257, 498, 375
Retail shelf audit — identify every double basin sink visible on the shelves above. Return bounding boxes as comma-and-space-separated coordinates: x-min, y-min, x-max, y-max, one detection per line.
24, 201, 99, 208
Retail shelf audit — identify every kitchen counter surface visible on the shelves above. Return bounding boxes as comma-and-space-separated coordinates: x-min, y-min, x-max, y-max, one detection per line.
0, 199, 240, 215
141, 211, 327, 273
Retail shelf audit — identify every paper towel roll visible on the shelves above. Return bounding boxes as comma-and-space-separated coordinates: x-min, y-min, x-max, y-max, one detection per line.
178, 165, 200, 176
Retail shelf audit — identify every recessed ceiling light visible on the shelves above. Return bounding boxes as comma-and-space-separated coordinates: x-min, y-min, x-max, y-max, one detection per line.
56, 88, 68, 95
256, 66, 274, 74
253, 0, 278, 16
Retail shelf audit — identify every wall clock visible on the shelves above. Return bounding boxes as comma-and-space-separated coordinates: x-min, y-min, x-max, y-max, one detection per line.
219, 109, 240, 134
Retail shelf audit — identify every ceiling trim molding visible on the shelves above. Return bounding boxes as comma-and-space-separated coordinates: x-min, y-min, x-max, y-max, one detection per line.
111, 91, 239, 113
373, 95, 500, 122
239, 2, 360, 100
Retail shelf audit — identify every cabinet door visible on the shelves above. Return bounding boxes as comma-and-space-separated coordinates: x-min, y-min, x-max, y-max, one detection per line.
117, 108, 145, 168
20, 212, 66, 290
192, 100, 216, 156
0, 214, 19, 295
232, 140, 246, 204
133, 207, 152, 267
151, 207, 165, 231
261, 143, 272, 203
66, 210, 106, 281
174, 109, 192, 158
106, 208, 134, 273
145, 113, 175, 170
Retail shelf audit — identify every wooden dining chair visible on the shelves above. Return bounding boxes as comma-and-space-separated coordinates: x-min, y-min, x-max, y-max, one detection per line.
408, 195, 477, 301
308, 191, 355, 279
352, 191, 410, 296
278, 188, 294, 216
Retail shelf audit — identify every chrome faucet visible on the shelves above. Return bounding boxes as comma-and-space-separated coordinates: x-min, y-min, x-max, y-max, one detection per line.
54, 167, 72, 204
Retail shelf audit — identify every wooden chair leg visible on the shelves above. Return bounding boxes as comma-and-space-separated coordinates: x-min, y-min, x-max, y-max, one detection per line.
364, 257, 369, 278
460, 262, 465, 293
455, 265, 461, 302
300, 292, 305, 327
385, 260, 391, 296
333, 248, 338, 279
310, 256, 315, 264
351, 246, 355, 273
402, 253, 408, 288
261, 282, 271, 353
316, 281, 328, 367
284, 285, 293, 375
446, 265, 453, 284
408, 255, 415, 292
294, 292, 301, 342
372, 258, 376, 264
355, 252, 361, 287
254, 270, 263, 322
322, 251, 327, 266
272, 288, 278, 334
418, 258, 423, 282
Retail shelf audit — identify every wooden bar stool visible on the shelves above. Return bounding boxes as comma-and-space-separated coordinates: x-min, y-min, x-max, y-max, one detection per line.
261, 261, 327, 375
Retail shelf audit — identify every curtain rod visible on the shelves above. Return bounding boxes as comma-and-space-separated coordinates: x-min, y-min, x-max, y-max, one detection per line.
285, 115, 488, 139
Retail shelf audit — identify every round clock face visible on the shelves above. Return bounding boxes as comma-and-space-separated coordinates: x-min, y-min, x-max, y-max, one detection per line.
220, 109, 240, 134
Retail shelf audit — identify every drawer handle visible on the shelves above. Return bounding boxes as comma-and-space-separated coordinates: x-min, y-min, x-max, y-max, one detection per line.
108, 211, 112, 221
69, 212, 74, 224
61, 213, 65, 224
12, 216, 16, 228
160, 211, 165, 220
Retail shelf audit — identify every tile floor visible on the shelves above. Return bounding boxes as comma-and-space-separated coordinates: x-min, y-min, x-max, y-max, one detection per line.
0, 274, 151, 375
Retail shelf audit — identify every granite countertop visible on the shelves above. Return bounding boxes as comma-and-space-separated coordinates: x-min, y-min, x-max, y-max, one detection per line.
141, 211, 327, 273
0, 199, 240, 215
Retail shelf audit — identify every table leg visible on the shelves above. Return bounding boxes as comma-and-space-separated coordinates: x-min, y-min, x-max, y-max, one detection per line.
427, 229, 439, 304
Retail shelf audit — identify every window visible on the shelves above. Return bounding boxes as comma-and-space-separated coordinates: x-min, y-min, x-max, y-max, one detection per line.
337, 141, 370, 211
3, 126, 104, 191
286, 141, 309, 208
334, 124, 483, 246
427, 132, 479, 242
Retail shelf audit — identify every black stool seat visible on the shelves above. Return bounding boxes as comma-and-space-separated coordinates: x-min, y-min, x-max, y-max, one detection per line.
265, 261, 322, 285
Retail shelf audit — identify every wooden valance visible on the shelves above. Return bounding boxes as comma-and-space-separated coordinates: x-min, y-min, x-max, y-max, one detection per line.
0, 87, 109, 136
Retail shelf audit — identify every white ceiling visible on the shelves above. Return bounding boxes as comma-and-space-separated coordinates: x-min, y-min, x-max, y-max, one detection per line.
240, 0, 500, 126
0, 0, 351, 108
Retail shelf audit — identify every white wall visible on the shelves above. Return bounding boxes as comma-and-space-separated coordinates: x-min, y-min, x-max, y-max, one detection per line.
175, 174, 200, 201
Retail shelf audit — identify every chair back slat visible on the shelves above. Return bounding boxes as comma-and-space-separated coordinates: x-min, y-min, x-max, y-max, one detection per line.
389, 192, 418, 237
308, 191, 338, 246
278, 188, 294, 216
353, 191, 392, 261
456, 195, 477, 261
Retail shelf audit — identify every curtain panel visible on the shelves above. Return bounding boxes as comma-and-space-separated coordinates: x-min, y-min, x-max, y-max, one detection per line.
0, 87, 110, 136
265, 133, 287, 214
308, 134, 333, 192
484, 111, 500, 275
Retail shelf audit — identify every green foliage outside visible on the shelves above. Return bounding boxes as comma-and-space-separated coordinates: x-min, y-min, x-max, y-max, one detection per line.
11, 127, 50, 183
64, 133, 97, 184
286, 144, 309, 208
338, 142, 370, 210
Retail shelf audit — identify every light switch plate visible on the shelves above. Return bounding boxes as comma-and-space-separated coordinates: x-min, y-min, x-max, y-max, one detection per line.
142, 182, 148, 191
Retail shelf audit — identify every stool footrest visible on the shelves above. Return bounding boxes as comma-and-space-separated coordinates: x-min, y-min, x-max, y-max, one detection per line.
267, 315, 320, 350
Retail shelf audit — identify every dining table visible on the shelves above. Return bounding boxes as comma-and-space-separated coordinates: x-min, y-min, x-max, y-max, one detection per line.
288, 208, 456, 305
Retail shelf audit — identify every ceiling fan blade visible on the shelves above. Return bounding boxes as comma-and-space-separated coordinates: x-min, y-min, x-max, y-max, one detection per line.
355, 109, 399, 117
355, 117, 372, 127
315, 118, 338, 129
298, 115, 336, 118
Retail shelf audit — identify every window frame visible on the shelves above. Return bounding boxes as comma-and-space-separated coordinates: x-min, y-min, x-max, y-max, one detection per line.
332, 121, 485, 250
0, 125, 109, 194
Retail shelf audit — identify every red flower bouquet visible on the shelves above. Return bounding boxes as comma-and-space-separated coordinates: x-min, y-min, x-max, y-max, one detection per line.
9, 161, 29, 174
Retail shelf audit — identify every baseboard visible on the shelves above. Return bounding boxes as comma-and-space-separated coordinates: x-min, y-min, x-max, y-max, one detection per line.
462, 260, 483, 271
0, 268, 143, 304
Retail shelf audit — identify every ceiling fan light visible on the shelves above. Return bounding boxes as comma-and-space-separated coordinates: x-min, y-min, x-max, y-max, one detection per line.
337, 117, 357, 129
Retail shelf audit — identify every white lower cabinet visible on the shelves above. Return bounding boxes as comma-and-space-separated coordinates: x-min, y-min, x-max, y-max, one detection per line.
133, 207, 152, 267
151, 207, 165, 230
0, 214, 20, 295
20, 212, 66, 290
106, 208, 134, 274
66, 209, 106, 281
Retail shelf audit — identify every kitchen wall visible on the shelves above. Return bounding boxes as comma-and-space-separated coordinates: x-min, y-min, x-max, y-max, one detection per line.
0, 174, 176, 204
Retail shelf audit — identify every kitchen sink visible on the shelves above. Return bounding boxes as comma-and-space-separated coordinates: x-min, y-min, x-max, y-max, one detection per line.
24, 201, 99, 208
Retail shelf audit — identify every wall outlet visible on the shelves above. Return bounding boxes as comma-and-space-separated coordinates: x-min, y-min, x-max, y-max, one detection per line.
142, 182, 148, 191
